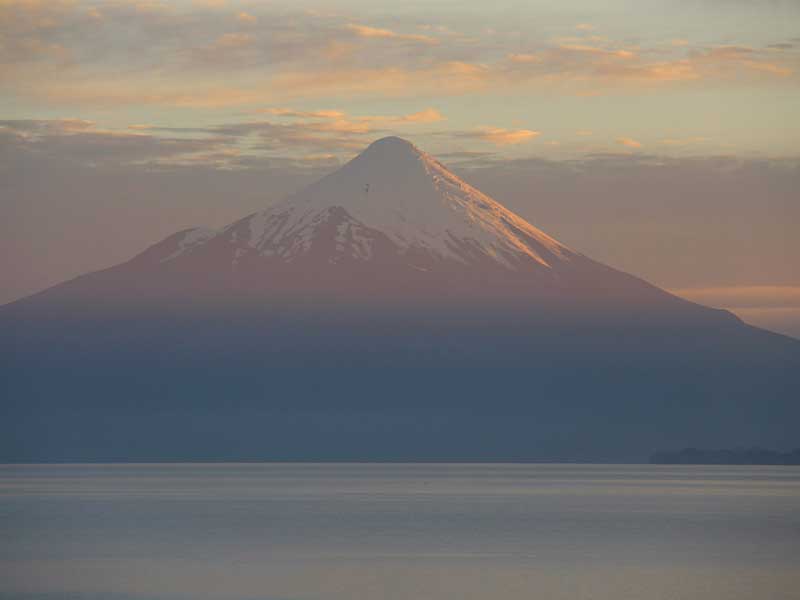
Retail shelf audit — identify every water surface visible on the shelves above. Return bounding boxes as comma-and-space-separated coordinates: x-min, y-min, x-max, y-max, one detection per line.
2, 464, 799, 600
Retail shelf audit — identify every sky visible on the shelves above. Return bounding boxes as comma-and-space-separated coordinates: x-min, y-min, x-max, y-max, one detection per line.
1, 0, 799, 336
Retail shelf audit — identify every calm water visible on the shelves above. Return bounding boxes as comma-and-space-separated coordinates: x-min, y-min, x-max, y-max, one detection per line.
1, 464, 799, 600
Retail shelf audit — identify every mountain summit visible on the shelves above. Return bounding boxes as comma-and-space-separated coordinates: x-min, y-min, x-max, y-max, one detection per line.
15, 136, 733, 312
213, 135, 573, 270
147, 135, 575, 274
2, 137, 798, 463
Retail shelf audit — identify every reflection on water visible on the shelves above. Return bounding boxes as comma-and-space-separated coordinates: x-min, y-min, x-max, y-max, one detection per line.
1, 464, 799, 600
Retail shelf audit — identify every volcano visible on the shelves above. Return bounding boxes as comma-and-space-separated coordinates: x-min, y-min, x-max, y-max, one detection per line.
2, 137, 798, 462
3, 137, 752, 316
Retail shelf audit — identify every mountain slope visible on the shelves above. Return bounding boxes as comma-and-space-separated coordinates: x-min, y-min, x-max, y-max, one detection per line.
1, 136, 798, 463
2, 137, 744, 316
206, 136, 575, 269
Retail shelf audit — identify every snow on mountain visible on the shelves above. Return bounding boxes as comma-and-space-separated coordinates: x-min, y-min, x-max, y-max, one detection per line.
159, 227, 217, 263
161, 137, 578, 271
5, 135, 749, 318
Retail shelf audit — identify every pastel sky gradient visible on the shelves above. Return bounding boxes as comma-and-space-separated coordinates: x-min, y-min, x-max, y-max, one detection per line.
1, 0, 799, 336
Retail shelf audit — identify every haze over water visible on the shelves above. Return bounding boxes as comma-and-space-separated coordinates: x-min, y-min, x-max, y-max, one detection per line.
2, 464, 799, 600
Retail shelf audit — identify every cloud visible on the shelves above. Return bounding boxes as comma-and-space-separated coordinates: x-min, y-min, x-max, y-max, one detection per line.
210, 33, 253, 47
0, 118, 94, 133
617, 137, 642, 148
2, 107, 438, 168
689, 45, 794, 77
197, 107, 446, 153
0, 118, 236, 166
671, 286, 800, 338
256, 107, 443, 124
1, 1, 797, 109
557, 44, 636, 59
189, 32, 255, 66
508, 53, 543, 64
438, 150, 496, 160
670, 286, 800, 309
193, 120, 367, 150
257, 108, 349, 119
346, 24, 437, 44
267, 62, 489, 100
500, 39, 798, 90
236, 11, 257, 24
660, 137, 709, 146
454, 127, 542, 146
359, 108, 445, 124
417, 24, 455, 35
0, 115, 375, 171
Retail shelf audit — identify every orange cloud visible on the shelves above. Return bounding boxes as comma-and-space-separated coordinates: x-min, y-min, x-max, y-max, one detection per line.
258, 108, 348, 119
503, 39, 797, 88
508, 53, 542, 64
690, 46, 793, 78
346, 24, 437, 44
269, 62, 488, 99
209, 32, 252, 49
741, 60, 792, 76
236, 11, 257, 25
670, 286, 800, 309
617, 137, 642, 148
556, 44, 637, 59
4, 2, 794, 110
359, 108, 445, 124
476, 127, 541, 145
631, 60, 700, 81
251, 107, 445, 135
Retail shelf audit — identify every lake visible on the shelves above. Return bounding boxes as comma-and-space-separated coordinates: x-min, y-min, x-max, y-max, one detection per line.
1, 463, 799, 600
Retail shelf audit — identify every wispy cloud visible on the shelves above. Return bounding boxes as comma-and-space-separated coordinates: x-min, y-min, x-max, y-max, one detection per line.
671, 286, 800, 337
236, 11, 257, 25
346, 24, 437, 44
671, 286, 800, 309
660, 137, 709, 146
452, 127, 542, 145
0, 118, 95, 133
617, 137, 642, 148
0, 118, 234, 165
4, 1, 796, 109
359, 108, 445, 124
253, 106, 444, 130
256, 108, 349, 119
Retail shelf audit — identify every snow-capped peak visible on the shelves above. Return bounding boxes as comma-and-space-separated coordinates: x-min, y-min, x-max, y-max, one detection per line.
163, 137, 577, 270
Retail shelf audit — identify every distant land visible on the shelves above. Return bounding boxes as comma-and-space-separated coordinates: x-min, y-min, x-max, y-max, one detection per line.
650, 448, 800, 465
